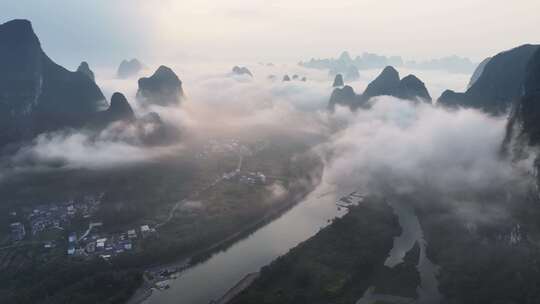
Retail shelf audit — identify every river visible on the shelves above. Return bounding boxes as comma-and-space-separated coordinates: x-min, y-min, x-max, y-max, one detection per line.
357, 199, 442, 304
386, 199, 442, 303
143, 182, 348, 304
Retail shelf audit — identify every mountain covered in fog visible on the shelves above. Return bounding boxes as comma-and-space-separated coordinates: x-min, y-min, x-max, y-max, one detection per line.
328, 66, 431, 111
328, 85, 361, 111
362, 66, 402, 100
332, 74, 344, 87
92, 92, 179, 145
232, 66, 253, 77
300, 51, 476, 74
136, 65, 184, 107
0, 19, 108, 146
405, 55, 475, 73
301, 51, 403, 71
0, 19, 177, 147
438, 44, 539, 114
90, 92, 135, 126
330, 64, 360, 81
117, 58, 143, 78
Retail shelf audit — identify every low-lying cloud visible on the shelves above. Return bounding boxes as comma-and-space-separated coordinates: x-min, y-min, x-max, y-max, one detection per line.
319, 97, 535, 222
2, 63, 481, 187
9, 125, 183, 171
0, 64, 332, 177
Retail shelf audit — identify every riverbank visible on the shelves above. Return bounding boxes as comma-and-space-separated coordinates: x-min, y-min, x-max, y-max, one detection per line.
208, 191, 364, 304
229, 196, 400, 304
127, 173, 322, 304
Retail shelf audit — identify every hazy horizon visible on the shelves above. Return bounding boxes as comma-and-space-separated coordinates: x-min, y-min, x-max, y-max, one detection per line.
2, 0, 539, 68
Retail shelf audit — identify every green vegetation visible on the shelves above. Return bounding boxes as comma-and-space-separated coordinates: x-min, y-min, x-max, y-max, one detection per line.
0, 131, 324, 303
231, 197, 400, 304
0, 254, 141, 304
372, 241, 420, 298
415, 189, 540, 304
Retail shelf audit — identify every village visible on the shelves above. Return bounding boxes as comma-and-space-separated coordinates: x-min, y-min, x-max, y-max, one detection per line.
6, 138, 270, 261
66, 222, 155, 259
9, 194, 103, 243
7, 193, 156, 260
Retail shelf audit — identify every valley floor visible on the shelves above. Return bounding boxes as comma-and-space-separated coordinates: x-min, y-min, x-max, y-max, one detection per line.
0, 130, 324, 304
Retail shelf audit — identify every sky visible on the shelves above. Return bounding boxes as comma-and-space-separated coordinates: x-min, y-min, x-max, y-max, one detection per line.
1, 0, 539, 68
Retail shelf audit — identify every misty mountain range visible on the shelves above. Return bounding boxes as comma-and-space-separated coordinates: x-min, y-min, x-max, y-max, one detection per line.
326, 44, 540, 118
438, 44, 539, 114
300, 51, 476, 74
328, 66, 431, 111
2, 18, 540, 154
2, 18, 540, 158
0, 19, 182, 148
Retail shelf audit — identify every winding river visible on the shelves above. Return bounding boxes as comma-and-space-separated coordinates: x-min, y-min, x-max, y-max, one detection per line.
358, 199, 442, 304
387, 199, 442, 303
143, 182, 347, 304
142, 180, 441, 304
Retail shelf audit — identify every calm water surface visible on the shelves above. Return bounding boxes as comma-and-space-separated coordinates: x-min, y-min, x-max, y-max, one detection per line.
386, 199, 442, 303
144, 182, 347, 304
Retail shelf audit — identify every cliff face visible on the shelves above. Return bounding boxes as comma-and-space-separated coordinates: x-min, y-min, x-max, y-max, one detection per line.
0, 19, 107, 146
467, 57, 491, 89
503, 47, 540, 157
438, 44, 539, 114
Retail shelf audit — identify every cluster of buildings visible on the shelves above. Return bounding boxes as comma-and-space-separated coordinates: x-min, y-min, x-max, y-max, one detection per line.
6, 193, 160, 261
67, 224, 156, 259
223, 170, 266, 185
239, 172, 267, 185
26, 195, 102, 236
8, 194, 103, 243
